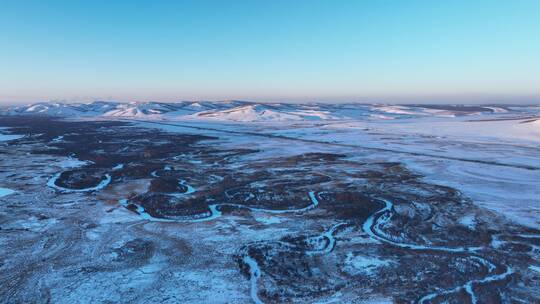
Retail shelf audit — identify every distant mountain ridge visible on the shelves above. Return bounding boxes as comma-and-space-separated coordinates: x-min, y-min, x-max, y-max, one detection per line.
1, 100, 535, 122
2, 100, 249, 117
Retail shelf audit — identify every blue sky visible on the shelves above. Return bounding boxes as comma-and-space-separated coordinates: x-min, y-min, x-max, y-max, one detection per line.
1, 0, 539, 104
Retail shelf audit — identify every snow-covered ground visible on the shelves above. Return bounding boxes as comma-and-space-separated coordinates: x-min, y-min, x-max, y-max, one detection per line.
127, 125, 538, 229
1, 105, 539, 303
31, 101, 531, 229
2, 101, 539, 228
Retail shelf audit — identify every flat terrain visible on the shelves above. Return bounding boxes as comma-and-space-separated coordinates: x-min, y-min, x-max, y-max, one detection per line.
1, 115, 539, 303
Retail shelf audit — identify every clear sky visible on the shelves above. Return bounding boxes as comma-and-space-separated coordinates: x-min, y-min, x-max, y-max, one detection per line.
1, 0, 539, 104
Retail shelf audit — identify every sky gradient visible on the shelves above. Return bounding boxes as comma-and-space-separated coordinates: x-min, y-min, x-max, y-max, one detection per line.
1, 0, 539, 104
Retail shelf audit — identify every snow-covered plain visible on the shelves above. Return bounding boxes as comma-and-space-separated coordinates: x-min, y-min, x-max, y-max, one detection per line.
3, 101, 537, 228
1, 101, 540, 303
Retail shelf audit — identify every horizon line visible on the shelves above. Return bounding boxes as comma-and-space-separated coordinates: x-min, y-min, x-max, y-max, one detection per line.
2, 98, 540, 107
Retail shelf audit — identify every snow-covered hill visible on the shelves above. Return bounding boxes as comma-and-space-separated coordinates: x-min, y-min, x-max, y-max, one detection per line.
2, 100, 538, 123
2, 100, 247, 118
191, 104, 337, 122
101, 102, 175, 117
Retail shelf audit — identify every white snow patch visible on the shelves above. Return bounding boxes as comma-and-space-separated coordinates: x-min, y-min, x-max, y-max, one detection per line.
0, 187, 15, 198
55, 157, 91, 169
0, 127, 24, 142
529, 265, 540, 273
0, 134, 23, 142
459, 214, 477, 230
255, 216, 282, 225
344, 253, 390, 275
